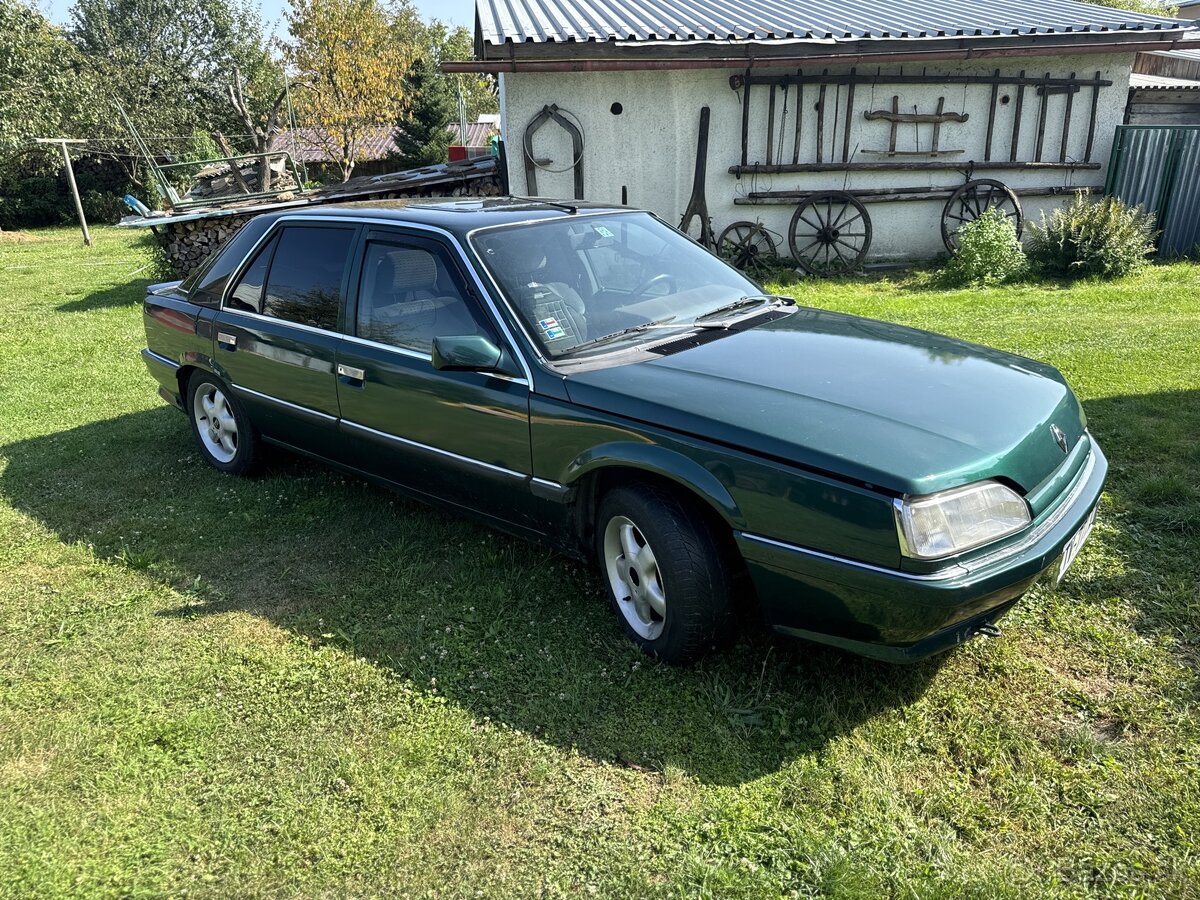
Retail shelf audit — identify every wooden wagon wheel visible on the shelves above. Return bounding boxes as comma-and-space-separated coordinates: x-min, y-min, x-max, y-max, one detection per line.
717, 221, 777, 276
788, 191, 872, 276
941, 179, 1023, 253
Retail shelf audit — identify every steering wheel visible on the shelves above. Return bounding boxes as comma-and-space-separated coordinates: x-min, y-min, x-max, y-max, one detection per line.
631, 272, 676, 298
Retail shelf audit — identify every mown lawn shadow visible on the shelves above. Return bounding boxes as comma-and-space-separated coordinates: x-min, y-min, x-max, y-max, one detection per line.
57, 278, 152, 313
3, 406, 952, 785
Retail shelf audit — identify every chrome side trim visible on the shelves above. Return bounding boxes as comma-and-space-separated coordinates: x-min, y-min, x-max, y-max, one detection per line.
141, 348, 180, 371
531, 476, 565, 490
341, 419, 528, 480
229, 384, 338, 423
219, 214, 536, 389
738, 532, 965, 583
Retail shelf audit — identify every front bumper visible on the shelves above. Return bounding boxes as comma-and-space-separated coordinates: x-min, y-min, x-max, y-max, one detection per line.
735, 442, 1108, 662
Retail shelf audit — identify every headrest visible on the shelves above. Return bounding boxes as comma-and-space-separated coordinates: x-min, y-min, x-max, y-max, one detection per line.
381, 248, 439, 292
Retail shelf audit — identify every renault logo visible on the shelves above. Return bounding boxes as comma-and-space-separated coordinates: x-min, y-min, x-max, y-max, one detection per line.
1051, 424, 1069, 454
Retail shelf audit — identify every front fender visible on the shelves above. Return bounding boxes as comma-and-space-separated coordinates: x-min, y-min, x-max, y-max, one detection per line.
563, 441, 745, 528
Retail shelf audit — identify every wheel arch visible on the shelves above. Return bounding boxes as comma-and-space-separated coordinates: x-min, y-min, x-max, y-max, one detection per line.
561, 443, 745, 561
175, 353, 223, 402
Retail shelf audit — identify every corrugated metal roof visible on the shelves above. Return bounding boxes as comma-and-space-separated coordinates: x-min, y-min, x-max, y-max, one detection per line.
477, 0, 1194, 47
1130, 71, 1200, 89
1145, 47, 1200, 62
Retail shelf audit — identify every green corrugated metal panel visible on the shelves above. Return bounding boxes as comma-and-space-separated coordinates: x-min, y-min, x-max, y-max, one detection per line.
1106, 124, 1200, 258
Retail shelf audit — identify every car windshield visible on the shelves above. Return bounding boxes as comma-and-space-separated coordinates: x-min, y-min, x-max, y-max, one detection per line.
471, 212, 770, 359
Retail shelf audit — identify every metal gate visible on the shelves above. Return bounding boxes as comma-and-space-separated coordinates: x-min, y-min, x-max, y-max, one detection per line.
1105, 125, 1200, 258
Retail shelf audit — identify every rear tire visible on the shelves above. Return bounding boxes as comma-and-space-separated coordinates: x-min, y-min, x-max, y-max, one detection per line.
595, 483, 738, 664
187, 371, 260, 476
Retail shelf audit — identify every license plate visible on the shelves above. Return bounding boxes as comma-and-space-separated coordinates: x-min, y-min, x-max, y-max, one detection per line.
1057, 507, 1097, 582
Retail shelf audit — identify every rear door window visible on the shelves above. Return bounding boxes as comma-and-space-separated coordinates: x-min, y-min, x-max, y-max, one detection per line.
258, 225, 355, 331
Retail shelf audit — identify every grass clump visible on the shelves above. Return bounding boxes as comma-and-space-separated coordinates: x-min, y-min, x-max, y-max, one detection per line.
940, 208, 1028, 286
1028, 193, 1157, 279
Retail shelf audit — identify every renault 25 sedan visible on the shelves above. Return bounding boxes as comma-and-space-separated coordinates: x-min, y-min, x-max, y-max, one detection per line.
141, 199, 1106, 664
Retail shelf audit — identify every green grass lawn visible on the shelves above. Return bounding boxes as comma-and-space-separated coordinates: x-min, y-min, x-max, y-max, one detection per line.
1, 227, 1198, 898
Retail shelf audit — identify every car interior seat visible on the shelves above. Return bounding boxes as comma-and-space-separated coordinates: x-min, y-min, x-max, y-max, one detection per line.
360, 247, 480, 348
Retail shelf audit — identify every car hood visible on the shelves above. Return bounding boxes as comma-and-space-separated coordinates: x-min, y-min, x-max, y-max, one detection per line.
561, 307, 1086, 496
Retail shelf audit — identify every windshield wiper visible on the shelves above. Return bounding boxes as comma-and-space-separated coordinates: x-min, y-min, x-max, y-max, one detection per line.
565, 316, 679, 354
694, 294, 791, 323
508, 194, 577, 214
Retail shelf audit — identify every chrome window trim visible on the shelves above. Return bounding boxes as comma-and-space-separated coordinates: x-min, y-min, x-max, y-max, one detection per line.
141, 348, 180, 371
341, 419, 529, 480
219, 213, 536, 390
338, 333, 529, 386
230, 384, 338, 423
221, 306, 341, 339
340, 332, 430, 362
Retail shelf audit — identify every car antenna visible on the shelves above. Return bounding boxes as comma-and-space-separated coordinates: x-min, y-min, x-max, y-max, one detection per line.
509, 194, 578, 214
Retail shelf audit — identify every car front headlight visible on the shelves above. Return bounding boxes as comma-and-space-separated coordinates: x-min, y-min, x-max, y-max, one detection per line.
894, 481, 1031, 560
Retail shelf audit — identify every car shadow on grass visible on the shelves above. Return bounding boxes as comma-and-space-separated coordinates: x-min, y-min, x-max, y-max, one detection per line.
57, 278, 153, 313
4, 407, 963, 785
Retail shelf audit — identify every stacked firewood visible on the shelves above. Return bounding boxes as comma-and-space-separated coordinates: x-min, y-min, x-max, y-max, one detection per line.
161, 214, 253, 277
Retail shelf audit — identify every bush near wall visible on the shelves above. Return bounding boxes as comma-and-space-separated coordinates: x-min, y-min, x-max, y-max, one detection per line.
940, 208, 1029, 287
0, 155, 131, 230
1027, 193, 1158, 279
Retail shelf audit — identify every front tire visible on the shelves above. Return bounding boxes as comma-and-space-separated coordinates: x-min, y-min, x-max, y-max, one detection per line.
187, 372, 260, 476
596, 483, 738, 664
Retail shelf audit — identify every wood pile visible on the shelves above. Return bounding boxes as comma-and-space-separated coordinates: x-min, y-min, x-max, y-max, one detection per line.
161, 214, 253, 277
155, 156, 505, 277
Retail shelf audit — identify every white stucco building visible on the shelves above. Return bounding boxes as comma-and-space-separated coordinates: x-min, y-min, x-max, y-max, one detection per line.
448, 0, 1198, 267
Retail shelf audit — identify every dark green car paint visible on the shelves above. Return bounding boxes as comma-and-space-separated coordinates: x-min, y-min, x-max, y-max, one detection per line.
562, 307, 1087, 498
141, 199, 1107, 662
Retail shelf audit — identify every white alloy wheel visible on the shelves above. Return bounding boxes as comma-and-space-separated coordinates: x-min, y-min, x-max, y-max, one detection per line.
192, 382, 239, 464
603, 515, 667, 640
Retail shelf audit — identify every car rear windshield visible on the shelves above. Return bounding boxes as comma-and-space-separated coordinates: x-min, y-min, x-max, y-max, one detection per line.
471, 212, 761, 359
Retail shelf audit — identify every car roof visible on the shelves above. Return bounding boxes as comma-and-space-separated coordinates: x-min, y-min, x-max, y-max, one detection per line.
264, 197, 632, 239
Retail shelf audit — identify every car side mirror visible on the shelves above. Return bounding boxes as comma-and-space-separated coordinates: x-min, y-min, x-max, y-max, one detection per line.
431, 335, 521, 378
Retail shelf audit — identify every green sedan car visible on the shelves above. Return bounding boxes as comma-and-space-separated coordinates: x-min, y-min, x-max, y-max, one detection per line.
141, 199, 1106, 664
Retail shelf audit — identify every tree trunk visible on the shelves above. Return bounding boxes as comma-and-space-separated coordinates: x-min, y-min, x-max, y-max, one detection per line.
212, 132, 254, 194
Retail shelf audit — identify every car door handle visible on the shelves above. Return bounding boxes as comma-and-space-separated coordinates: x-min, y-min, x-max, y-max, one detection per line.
217, 332, 237, 350
337, 363, 365, 386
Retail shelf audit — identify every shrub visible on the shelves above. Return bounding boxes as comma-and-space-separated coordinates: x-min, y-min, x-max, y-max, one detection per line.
1027, 193, 1157, 279
940, 208, 1028, 286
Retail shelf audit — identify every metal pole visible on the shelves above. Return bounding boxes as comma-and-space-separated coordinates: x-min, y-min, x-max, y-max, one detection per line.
36, 138, 91, 247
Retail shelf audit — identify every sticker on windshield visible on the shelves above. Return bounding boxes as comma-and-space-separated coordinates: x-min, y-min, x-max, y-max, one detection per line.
538, 317, 567, 341
593, 225, 615, 238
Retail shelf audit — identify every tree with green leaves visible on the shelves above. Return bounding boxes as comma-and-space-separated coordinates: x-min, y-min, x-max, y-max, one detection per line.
1089, 0, 1179, 13
421, 21, 498, 124
390, 56, 455, 168
67, 0, 270, 184
285, 0, 417, 182
0, 1, 93, 157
